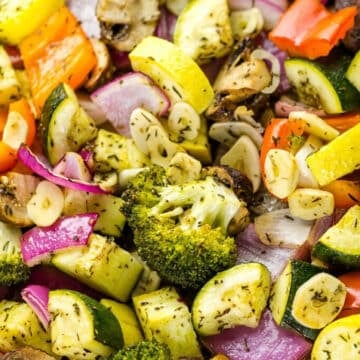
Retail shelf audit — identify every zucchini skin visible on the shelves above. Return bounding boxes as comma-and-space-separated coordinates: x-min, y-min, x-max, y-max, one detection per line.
271, 260, 324, 340
312, 241, 360, 269
311, 205, 360, 268
71, 290, 123, 349
315, 50, 360, 112
40, 83, 98, 165
39, 83, 68, 150
192, 262, 271, 336
285, 48, 360, 114
49, 289, 123, 359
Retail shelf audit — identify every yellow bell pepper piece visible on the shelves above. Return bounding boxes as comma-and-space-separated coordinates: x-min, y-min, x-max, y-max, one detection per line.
0, 0, 64, 45
307, 123, 360, 186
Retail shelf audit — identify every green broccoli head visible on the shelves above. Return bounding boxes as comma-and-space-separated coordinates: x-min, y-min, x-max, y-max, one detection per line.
111, 340, 172, 360
0, 223, 30, 286
121, 165, 168, 216
122, 167, 240, 289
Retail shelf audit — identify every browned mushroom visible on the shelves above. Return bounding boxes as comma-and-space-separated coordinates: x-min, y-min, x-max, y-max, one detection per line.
202, 165, 254, 205
84, 38, 113, 91
206, 38, 272, 122
0, 172, 39, 227
0, 347, 56, 360
96, 0, 161, 52
335, 0, 360, 53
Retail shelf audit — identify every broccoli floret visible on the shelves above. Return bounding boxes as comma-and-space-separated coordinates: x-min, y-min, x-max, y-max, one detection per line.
122, 166, 240, 289
111, 340, 172, 360
0, 222, 30, 286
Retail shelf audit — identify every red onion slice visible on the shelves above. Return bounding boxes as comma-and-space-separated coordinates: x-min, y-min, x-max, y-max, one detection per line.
67, 0, 100, 38
4, 45, 24, 70
274, 96, 328, 117
79, 148, 95, 172
91, 72, 170, 137
76, 92, 108, 125
228, 0, 254, 10
203, 309, 312, 360
236, 224, 308, 281
28, 265, 102, 300
229, 0, 288, 30
53, 152, 92, 182
21, 213, 98, 267
155, 7, 177, 42
21, 285, 50, 329
18, 145, 107, 194
256, 32, 290, 93
253, 208, 313, 248
255, 0, 288, 29
109, 48, 131, 70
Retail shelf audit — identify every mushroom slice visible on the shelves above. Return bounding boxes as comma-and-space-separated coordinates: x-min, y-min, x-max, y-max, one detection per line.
1, 346, 56, 360
84, 39, 112, 90
0, 172, 40, 227
220, 135, 261, 192
97, 0, 160, 52
209, 121, 263, 149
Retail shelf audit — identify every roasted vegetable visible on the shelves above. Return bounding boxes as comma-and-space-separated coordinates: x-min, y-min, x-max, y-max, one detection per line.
100, 299, 143, 347
312, 205, 360, 268
110, 340, 171, 360
174, 0, 233, 64
121, 166, 243, 289
48, 289, 123, 359
97, 0, 160, 52
52, 234, 144, 302
0, 346, 56, 360
0, 0, 64, 45
0, 301, 52, 354
0, 221, 29, 286
192, 263, 271, 336
0, 172, 39, 227
133, 287, 203, 359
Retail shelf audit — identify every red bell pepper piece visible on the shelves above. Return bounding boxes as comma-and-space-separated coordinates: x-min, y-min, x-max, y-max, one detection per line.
269, 0, 357, 59
19, 6, 97, 114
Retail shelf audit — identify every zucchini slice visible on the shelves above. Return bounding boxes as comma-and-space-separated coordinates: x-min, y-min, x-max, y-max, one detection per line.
312, 205, 360, 268
346, 50, 360, 92
311, 314, 360, 360
192, 262, 271, 336
52, 234, 144, 302
306, 123, 360, 186
49, 290, 123, 359
133, 287, 203, 360
40, 83, 98, 165
285, 49, 360, 114
93, 129, 149, 172
100, 299, 143, 347
62, 189, 126, 237
269, 260, 324, 340
0, 300, 52, 354
174, 0, 233, 64
291, 272, 346, 329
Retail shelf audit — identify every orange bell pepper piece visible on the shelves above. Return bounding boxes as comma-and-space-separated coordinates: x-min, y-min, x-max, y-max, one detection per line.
19, 6, 97, 114
260, 118, 305, 172
324, 113, 360, 133
0, 141, 17, 173
6, 98, 36, 147
322, 180, 360, 209
0, 107, 8, 135
269, 0, 357, 59
337, 272, 360, 318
